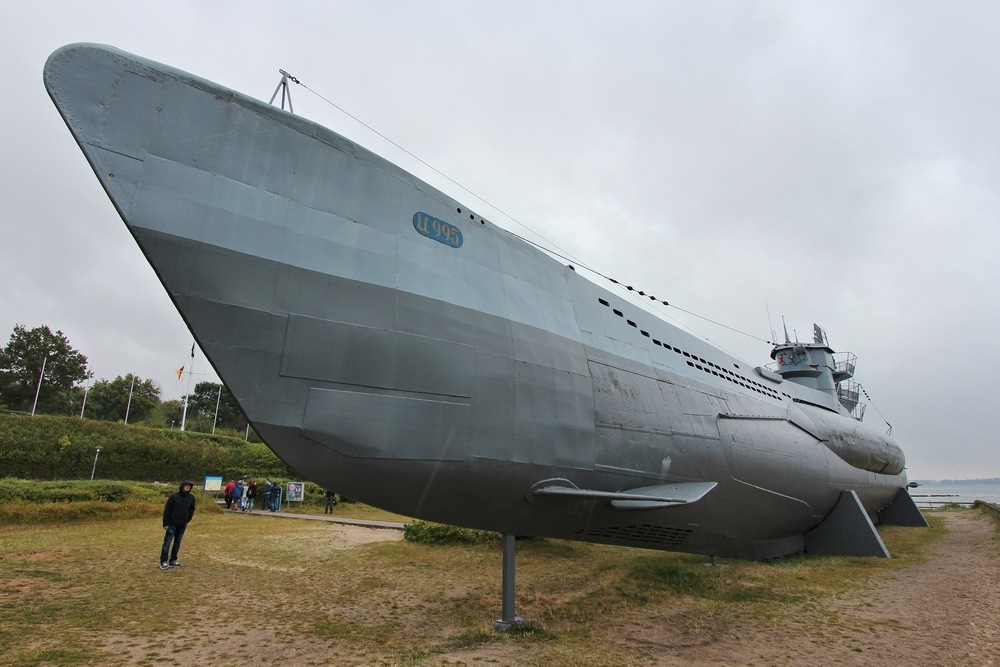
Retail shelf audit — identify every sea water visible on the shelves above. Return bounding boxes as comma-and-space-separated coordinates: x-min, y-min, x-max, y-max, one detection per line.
908, 479, 1000, 507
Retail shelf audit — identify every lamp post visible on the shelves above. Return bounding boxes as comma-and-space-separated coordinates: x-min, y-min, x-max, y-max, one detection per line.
90, 445, 102, 481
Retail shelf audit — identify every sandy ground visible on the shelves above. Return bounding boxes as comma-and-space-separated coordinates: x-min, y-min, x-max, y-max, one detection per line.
90, 511, 998, 666
651, 510, 1000, 666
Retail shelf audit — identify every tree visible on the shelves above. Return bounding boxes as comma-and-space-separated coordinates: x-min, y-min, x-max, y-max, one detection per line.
84, 374, 161, 423
0, 325, 90, 414
142, 398, 183, 429
182, 381, 247, 433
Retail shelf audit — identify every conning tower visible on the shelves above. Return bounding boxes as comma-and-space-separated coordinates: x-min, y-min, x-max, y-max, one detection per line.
771, 324, 865, 419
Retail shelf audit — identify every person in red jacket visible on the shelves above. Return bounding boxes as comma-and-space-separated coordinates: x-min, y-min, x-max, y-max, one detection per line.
223, 479, 236, 509
160, 481, 196, 569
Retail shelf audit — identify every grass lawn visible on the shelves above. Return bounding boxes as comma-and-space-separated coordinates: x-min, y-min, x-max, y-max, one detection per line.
0, 505, 951, 666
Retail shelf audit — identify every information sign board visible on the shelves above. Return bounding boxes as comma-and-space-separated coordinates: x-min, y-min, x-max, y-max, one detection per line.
286, 482, 304, 502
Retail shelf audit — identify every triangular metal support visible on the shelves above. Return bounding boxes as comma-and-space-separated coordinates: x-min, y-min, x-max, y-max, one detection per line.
269, 69, 298, 113
878, 487, 929, 527
805, 490, 890, 558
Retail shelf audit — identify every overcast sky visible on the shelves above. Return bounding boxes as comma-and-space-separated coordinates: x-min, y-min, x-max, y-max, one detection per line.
2, 2, 995, 479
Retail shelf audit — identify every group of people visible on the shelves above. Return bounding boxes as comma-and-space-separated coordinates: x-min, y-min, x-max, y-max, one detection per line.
221, 478, 284, 512
223, 479, 258, 511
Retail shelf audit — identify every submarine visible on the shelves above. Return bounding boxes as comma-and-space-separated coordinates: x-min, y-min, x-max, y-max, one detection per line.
44, 43, 926, 565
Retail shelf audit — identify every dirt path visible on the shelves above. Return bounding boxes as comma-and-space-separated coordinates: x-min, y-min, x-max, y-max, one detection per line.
658, 511, 1000, 666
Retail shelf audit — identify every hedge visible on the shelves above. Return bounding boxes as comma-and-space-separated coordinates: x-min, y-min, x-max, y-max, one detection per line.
0, 413, 296, 482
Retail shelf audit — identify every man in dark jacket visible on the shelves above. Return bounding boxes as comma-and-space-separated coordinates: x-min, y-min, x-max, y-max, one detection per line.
160, 481, 196, 569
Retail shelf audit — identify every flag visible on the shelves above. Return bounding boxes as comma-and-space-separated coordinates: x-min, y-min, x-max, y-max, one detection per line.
190, 342, 196, 358
176, 366, 184, 380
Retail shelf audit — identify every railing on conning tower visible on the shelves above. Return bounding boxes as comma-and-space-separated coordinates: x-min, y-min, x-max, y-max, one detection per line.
837, 379, 866, 421
833, 351, 856, 383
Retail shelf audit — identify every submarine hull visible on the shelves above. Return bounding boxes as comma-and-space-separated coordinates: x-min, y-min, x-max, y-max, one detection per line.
44, 43, 913, 559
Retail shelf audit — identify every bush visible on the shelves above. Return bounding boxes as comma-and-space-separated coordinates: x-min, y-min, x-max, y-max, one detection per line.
0, 478, 170, 525
403, 520, 500, 545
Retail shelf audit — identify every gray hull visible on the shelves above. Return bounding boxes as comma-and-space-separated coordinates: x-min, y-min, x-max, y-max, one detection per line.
44, 44, 916, 559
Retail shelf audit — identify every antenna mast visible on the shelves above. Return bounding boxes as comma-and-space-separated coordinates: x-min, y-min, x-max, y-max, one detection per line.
765, 300, 777, 346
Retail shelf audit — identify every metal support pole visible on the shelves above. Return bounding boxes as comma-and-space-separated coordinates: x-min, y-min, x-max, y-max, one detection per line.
493, 533, 526, 631
268, 70, 297, 113
501, 534, 515, 620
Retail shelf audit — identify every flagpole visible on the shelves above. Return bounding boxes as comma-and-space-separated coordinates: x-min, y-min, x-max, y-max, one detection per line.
124, 375, 136, 424
180, 342, 195, 431
80, 367, 91, 419
212, 384, 222, 434
31, 355, 48, 416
